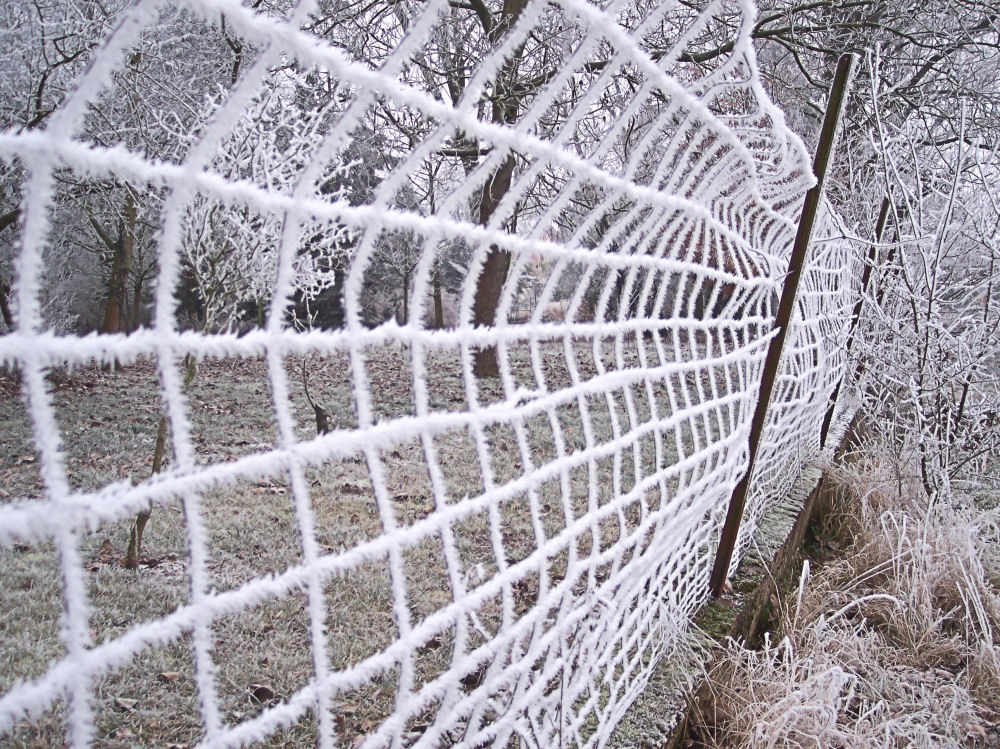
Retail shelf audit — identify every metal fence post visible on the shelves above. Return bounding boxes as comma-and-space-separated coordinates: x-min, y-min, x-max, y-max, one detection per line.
708, 53, 858, 599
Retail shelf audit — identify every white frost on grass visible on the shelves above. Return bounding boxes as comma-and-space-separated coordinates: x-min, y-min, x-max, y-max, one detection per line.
694, 447, 1000, 748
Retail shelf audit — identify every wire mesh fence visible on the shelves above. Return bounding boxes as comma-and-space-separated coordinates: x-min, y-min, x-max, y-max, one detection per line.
0, 0, 861, 745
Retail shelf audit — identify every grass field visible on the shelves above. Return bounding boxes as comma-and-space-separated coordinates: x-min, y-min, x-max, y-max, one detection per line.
0, 330, 752, 747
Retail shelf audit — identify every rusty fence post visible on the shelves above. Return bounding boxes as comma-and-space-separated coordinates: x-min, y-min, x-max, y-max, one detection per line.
708, 53, 858, 599
818, 195, 892, 448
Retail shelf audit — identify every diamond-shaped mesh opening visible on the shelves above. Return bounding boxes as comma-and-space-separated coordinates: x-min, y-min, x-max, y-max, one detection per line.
555, 401, 588, 453
522, 411, 557, 468
502, 339, 538, 392
548, 545, 573, 589
537, 478, 569, 540
411, 624, 456, 695
511, 569, 540, 620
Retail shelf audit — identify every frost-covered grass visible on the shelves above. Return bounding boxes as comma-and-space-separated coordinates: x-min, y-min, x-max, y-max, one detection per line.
1, 333, 729, 747
691, 446, 1000, 748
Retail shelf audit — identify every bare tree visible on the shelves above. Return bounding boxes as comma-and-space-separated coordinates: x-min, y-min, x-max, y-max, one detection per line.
746, 0, 1000, 491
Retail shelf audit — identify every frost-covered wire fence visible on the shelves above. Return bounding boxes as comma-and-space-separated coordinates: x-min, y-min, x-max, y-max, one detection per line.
0, 0, 862, 746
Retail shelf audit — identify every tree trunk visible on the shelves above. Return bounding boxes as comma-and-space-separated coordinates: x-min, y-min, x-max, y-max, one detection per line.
470, 0, 527, 378
472, 249, 513, 375
0, 209, 20, 333
96, 192, 136, 334
401, 269, 410, 325
130, 267, 144, 332
0, 274, 13, 333
472, 154, 517, 377
99, 252, 124, 334
0, 209, 19, 234
123, 414, 167, 569
433, 263, 444, 328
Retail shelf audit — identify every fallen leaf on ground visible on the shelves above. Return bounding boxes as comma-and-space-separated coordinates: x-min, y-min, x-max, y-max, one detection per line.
113, 697, 137, 712
249, 684, 276, 704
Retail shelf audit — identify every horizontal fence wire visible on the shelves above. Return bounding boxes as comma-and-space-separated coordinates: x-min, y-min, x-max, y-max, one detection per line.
0, 0, 861, 745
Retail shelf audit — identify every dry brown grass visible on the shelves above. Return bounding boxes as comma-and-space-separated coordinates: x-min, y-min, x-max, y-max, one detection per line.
691, 446, 1000, 748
